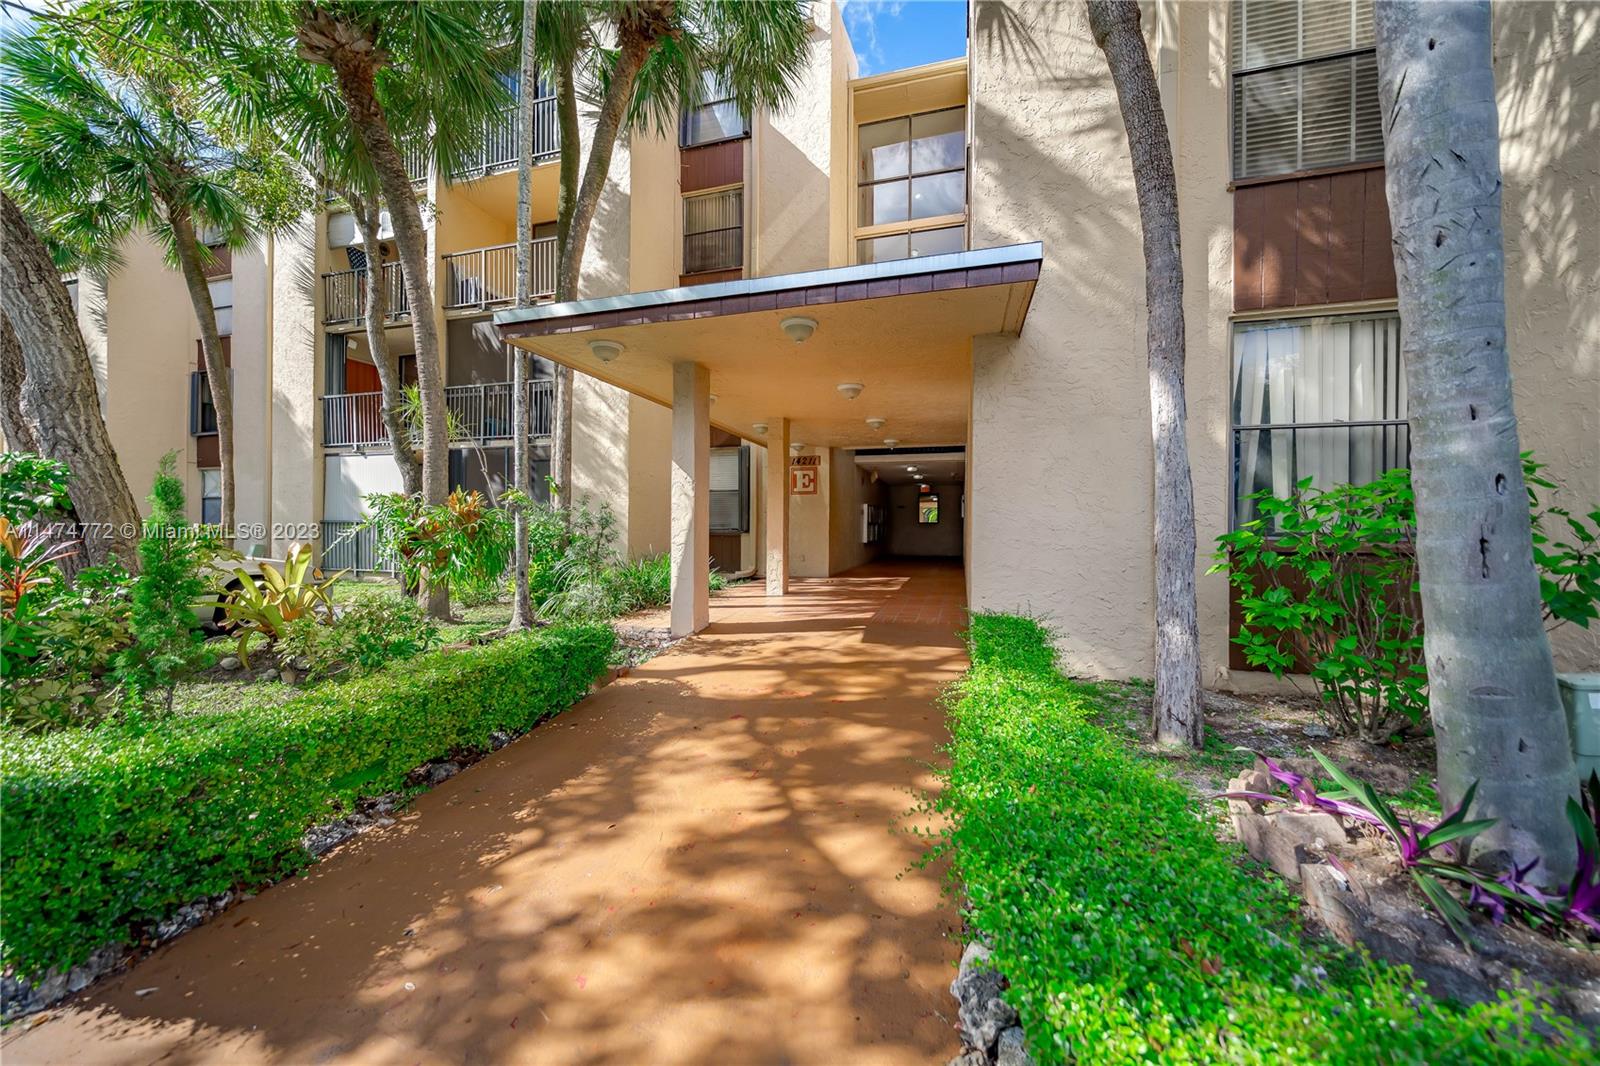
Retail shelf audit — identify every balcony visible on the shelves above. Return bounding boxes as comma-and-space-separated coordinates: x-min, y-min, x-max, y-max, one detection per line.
443, 237, 558, 311
322, 262, 408, 327
453, 97, 559, 180
321, 379, 555, 449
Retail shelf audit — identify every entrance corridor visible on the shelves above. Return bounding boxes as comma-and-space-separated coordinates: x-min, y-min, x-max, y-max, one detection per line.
4, 563, 970, 1066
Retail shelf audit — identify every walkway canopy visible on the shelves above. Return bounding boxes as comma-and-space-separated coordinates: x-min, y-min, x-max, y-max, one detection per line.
494, 243, 1041, 450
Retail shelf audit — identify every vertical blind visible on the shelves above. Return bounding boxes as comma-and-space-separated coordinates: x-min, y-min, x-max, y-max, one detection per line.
683, 187, 744, 274
1230, 0, 1384, 179
710, 445, 750, 534
1231, 313, 1407, 525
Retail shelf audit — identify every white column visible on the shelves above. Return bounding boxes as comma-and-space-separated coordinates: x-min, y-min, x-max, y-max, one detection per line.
671, 361, 711, 636
765, 417, 790, 597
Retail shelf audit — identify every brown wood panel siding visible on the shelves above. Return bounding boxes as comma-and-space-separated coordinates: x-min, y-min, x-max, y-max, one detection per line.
196, 432, 220, 468
196, 335, 232, 371
680, 140, 744, 194
680, 268, 742, 287
202, 244, 232, 279
1233, 166, 1397, 312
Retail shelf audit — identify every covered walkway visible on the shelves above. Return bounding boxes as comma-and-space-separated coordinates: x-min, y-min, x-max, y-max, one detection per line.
4, 562, 969, 1066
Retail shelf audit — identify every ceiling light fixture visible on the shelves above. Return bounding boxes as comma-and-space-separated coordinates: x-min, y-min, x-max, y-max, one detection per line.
751, 421, 769, 436
906, 466, 918, 472
791, 442, 805, 455
883, 438, 900, 449
588, 339, 623, 363
780, 316, 817, 343
836, 382, 863, 401
865, 416, 886, 431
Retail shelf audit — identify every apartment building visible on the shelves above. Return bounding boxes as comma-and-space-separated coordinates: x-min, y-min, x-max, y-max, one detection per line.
62, 0, 1598, 682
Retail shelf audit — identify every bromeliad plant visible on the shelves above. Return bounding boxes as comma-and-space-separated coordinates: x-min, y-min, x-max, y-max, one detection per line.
213, 543, 344, 667
1224, 752, 1600, 946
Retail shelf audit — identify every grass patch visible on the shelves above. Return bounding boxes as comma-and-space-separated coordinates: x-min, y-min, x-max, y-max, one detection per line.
2, 623, 614, 981
931, 614, 1588, 1064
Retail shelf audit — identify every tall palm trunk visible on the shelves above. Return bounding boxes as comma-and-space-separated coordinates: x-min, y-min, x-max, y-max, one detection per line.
0, 313, 41, 454
1375, 1, 1576, 883
508, 0, 539, 630
299, 10, 450, 618
0, 193, 141, 569
1087, 0, 1201, 748
348, 191, 421, 497
167, 204, 236, 536
549, 55, 582, 510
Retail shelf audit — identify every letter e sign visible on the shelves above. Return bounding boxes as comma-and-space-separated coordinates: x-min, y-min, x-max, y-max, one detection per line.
789, 465, 817, 495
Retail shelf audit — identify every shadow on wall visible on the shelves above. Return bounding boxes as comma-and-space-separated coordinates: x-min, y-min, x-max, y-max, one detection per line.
757, 123, 830, 274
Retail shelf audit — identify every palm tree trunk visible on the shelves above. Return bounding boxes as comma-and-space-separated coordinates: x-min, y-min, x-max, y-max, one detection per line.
347, 191, 421, 497
167, 204, 236, 536
0, 313, 41, 454
1374, 0, 1575, 884
302, 11, 450, 617
508, 0, 540, 630
0, 193, 141, 569
549, 54, 582, 512
1087, 0, 1202, 748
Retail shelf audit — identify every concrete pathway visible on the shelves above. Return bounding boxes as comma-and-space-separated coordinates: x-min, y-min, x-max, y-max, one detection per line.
5, 561, 969, 1065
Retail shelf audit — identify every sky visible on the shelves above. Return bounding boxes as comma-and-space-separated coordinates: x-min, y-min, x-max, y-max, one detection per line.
840, 0, 968, 77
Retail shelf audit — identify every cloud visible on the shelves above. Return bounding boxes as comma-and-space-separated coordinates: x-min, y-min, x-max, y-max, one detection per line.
840, 0, 907, 75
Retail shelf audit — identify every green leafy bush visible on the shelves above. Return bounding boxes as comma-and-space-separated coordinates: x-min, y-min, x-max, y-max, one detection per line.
930, 614, 1588, 1064
360, 488, 514, 606
1, 554, 132, 732
280, 588, 438, 681
0, 451, 72, 523
1, 622, 614, 980
213, 542, 342, 667
1211, 469, 1425, 741
1526, 454, 1600, 631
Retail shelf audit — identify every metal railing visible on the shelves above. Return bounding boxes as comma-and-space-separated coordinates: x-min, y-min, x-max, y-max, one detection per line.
321, 262, 409, 326
443, 238, 558, 310
321, 379, 555, 448
683, 226, 744, 275
320, 521, 399, 575
454, 98, 560, 179
1229, 419, 1411, 528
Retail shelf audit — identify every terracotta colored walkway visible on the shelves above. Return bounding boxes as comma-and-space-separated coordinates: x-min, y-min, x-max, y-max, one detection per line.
5, 560, 969, 1066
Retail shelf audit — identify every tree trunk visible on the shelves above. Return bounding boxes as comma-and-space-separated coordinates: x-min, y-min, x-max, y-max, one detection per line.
1373, 0, 1576, 883
0, 193, 141, 569
549, 54, 582, 511
0, 313, 41, 454
347, 190, 421, 497
508, 0, 540, 630
301, 9, 450, 617
1087, 0, 1202, 748
167, 204, 236, 535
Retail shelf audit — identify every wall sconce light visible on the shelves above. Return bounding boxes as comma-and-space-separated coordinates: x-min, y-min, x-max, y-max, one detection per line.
752, 421, 769, 436
865, 417, 886, 431
836, 382, 863, 401
780, 316, 817, 343
588, 339, 623, 363
709, 394, 718, 405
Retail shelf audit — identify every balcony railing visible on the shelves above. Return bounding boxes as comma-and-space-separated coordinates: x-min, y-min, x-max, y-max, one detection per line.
322, 379, 555, 449
443, 238, 558, 310
454, 98, 559, 179
321, 262, 409, 326
320, 520, 399, 574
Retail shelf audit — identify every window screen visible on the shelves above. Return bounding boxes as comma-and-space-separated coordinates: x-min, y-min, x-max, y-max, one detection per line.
209, 277, 233, 337
1230, 1, 1383, 180
710, 445, 750, 534
680, 75, 749, 147
684, 187, 744, 275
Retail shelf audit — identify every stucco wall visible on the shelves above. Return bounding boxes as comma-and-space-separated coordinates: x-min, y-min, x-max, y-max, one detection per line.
753, 10, 835, 277
887, 481, 962, 558
226, 241, 272, 539
270, 218, 320, 555
827, 451, 886, 573
789, 448, 831, 578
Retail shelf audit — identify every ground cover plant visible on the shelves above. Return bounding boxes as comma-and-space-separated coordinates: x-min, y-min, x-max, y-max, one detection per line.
1, 623, 614, 981
928, 613, 1590, 1064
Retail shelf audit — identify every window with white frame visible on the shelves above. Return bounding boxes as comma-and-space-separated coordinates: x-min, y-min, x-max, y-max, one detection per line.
1230, 312, 1407, 526
199, 468, 221, 526
683, 187, 744, 275
680, 75, 748, 148
855, 106, 967, 264
209, 276, 233, 337
709, 445, 750, 534
1230, 0, 1384, 180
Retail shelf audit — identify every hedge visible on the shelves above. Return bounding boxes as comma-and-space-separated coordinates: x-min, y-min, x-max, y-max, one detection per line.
935, 614, 1590, 1065
2, 623, 614, 980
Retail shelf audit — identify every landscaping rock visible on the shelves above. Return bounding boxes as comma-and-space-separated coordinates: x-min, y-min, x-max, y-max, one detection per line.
996, 1026, 1034, 1066
426, 762, 460, 785
258, 668, 279, 682
219, 656, 242, 671
946, 1051, 989, 1066
1301, 723, 1331, 739
951, 940, 1019, 1055
1229, 798, 1347, 883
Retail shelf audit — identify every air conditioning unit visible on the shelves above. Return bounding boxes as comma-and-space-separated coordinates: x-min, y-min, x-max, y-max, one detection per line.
1559, 673, 1600, 781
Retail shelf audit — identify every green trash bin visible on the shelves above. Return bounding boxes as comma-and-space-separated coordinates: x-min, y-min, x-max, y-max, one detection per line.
1558, 673, 1600, 782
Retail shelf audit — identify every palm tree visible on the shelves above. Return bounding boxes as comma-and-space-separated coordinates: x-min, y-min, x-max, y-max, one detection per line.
508, 0, 541, 631
539, 0, 813, 508
1085, 0, 1202, 748
1373, 1, 1577, 884
1, 28, 261, 535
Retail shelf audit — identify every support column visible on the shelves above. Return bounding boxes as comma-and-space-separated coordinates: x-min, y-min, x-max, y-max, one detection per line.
671, 361, 711, 636
765, 417, 790, 596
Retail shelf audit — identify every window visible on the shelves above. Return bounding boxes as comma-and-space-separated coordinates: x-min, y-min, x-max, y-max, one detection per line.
1230, 312, 1407, 527
680, 76, 748, 147
918, 493, 940, 524
189, 371, 218, 435
209, 277, 233, 337
855, 106, 966, 264
710, 445, 750, 534
683, 187, 744, 275
199, 469, 221, 526
1230, 0, 1383, 180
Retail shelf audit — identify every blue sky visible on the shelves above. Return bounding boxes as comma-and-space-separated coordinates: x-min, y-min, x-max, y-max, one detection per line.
841, 0, 968, 77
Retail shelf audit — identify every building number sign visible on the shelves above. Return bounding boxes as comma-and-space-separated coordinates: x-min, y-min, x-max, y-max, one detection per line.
789, 455, 820, 495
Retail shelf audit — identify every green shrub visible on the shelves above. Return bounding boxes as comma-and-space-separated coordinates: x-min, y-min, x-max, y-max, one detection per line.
932, 614, 1589, 1064
1, 559, 132, 732
0, 451, 72, 523
280, 588, 439, 681
1, 622, 614, 979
